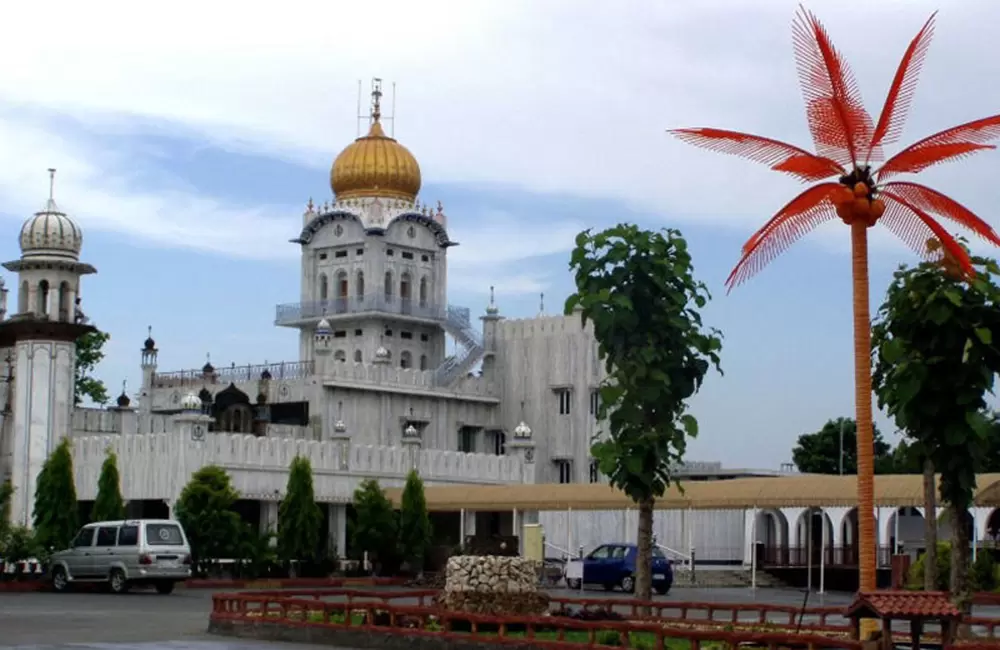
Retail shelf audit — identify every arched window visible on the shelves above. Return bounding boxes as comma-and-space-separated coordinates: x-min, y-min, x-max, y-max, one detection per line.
353, 349, 363, 363
18, 281, 27, 314
319, 274, 329, 301
400, 272, 412, 301
356, 271, 365, 299
384, 271, 393, 302
400, 350, 412, 369
419, 354, 428, 371
334, 350, 347, 363
58, 282, 71, 322
337, 271, 348, 299
419, 277, 428, 307
37, 280, 49, 316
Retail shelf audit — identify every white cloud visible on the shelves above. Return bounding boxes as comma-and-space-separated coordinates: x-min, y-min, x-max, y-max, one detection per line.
0, 0, 997, 270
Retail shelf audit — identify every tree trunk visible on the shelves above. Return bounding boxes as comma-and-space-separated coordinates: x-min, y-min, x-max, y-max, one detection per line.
635, 496, 655, 608
949, 501, 972, 639
923, 457, 937, 591
950, 501, 971, 606
850, 221, 877, 595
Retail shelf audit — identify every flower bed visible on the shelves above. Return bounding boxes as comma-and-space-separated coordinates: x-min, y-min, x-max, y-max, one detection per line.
209, 589, 866, 650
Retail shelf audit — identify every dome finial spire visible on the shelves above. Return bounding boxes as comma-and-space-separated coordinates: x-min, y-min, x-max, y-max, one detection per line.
370, 78, 383, 124
47, 168, 56, 203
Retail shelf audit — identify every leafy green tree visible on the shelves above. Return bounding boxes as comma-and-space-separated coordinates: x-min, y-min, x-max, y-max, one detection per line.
277, 456, 323, 576
565, 224, 723, 602
872, 249, 1000, 612
350, 478, 398, 574
91, 448, 126, 522
174, 465, 243, 576
32, 438, 79, 553
75, 329, 110, 406
397, 470, 433, 574
791, 418, 896, 474
0, 478, 13, 551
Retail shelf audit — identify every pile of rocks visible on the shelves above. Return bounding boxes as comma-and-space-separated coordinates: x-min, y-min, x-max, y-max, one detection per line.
437, 555, 549, 616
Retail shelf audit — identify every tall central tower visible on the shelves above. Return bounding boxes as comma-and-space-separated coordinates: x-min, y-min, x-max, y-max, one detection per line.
0, 172, 96, 526
275, 79, 482, 385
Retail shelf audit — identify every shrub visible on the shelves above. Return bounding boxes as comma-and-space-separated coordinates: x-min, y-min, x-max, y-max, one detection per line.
972, 551, 998, 592
350, 479, 398, 573
907, 542, 951, 591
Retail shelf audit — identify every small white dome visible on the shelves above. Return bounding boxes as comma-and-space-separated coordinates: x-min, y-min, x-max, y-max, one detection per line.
513, 421, 532, 439
375, 345, 389, 359
333, 419, 347, 433
19, 199, 82, 260
316, 318, 332, 335
179, 392, 203, 412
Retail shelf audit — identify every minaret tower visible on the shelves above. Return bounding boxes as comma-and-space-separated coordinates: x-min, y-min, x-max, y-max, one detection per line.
0, 170, 96, 527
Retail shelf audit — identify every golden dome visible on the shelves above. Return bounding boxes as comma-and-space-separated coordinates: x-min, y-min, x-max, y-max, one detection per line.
330, 119, 421, 202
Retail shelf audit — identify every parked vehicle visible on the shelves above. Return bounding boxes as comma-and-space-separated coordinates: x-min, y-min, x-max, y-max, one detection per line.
565, 543, 672, 594
49, 519, 191, 594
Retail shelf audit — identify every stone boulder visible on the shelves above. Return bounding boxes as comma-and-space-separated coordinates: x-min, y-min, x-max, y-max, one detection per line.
439, 555, 548, 616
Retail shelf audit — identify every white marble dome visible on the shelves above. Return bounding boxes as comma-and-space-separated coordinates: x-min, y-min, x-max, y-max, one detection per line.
316, 318, 332, 335
179, 392, 203, 412
19, 200, 82, 260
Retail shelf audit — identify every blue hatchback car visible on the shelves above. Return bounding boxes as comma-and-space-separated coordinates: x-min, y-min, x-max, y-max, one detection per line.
566, 543, 673, 594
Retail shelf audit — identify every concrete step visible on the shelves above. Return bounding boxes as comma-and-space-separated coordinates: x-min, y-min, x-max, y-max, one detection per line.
672, 568, 789, 589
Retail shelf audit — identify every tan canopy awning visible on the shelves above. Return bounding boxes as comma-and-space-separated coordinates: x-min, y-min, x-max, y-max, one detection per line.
384, 473, 1000, 512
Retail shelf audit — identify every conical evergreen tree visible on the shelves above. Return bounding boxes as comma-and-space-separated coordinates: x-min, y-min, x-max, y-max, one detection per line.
398, 469, 432, 572
33, 438, 79, 552
91, 448, 126, 522
277, 456, 323, 571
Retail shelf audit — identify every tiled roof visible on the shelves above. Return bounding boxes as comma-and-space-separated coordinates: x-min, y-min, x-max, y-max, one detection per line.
845, 591, 962, 619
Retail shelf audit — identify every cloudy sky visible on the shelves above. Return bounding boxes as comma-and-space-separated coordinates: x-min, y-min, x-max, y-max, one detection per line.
0, 0, 998, 469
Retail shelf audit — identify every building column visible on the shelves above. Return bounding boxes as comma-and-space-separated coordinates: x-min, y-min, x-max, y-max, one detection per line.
328, 503, 348, 558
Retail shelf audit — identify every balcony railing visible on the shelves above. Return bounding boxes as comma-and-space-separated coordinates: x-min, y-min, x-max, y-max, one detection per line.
153, 360, 315, 388
275, 294, 446, 325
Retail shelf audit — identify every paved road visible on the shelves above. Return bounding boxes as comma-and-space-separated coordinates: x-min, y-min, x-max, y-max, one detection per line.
3, 585, 998, 648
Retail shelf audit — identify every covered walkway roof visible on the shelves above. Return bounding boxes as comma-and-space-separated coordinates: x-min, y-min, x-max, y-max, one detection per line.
385, 473, 1000, 511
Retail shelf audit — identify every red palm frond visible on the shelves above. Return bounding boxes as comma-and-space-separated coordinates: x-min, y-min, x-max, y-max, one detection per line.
793, 6, 876, 167
668, 128, 844, 181
880, 190, 973, 277
866, 13, 936, 161
877, 115, 1000, 180
726, 183, 842, 291
880, 181, 1000, 246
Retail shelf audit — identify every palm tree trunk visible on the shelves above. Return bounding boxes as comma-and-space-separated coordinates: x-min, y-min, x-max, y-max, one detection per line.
851, 220, 877, 599
635, 496, 655, 608
923, 457, 938, 590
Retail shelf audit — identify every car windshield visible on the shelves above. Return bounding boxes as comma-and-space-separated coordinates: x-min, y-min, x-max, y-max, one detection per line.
145, 523, 184, 546
651, 547, 666, 558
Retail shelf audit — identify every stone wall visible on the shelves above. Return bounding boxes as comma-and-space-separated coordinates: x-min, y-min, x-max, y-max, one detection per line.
439, 555, 547, 615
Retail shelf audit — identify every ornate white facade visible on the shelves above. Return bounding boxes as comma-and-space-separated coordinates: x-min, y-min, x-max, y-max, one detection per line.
0, 85, 771, 563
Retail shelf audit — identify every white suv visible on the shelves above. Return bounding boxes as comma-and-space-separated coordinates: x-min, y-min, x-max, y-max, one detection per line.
49, 519, 192, 594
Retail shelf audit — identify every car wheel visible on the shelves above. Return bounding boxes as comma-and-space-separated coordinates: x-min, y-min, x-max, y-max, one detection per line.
109, 569, 130, 594
52, 567, 70, 592
155, 581, 175, 595
566, 578, 582, 590
620, 575, 635, 594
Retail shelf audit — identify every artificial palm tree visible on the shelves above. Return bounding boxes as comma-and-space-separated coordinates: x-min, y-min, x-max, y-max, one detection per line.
670, 7, 1000, 594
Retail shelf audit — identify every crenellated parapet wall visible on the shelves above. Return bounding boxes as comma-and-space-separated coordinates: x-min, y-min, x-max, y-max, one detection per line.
322, 360, 496, 398
71, 432, 524, 503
